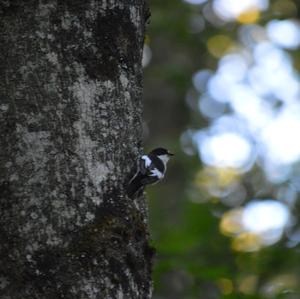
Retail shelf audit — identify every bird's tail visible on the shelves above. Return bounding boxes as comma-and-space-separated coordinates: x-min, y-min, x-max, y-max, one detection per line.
127, 173, 143, 198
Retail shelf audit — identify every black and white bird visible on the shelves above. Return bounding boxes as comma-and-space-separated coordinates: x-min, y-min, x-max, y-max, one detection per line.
127, 147, 174, 198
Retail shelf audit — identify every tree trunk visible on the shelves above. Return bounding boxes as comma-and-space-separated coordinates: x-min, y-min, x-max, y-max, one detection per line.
0, 1, 152, 298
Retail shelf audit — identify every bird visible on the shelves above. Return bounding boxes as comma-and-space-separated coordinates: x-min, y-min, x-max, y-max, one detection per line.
127, 147, 174, 198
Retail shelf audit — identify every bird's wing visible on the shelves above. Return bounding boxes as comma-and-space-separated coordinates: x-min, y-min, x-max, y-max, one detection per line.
149, 167, 164, 179
140, 154, 164, 178
139, 155, 151, 175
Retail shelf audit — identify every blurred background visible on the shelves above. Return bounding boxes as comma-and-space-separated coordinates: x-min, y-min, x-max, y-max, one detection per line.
143, 0, 300, 298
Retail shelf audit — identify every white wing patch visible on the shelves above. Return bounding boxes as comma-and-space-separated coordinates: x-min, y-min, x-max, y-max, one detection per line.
150, 168, 164, 179
141, 155, 152, 167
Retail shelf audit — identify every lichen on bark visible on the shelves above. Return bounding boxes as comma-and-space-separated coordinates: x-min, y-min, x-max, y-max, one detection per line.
0, 1, 152, 298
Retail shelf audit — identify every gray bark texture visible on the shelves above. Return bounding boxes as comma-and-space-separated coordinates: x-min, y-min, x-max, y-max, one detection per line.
0, 1, 153, 298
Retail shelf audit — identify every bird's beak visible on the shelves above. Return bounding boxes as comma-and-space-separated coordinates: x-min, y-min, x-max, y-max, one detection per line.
168, 151, 175, 156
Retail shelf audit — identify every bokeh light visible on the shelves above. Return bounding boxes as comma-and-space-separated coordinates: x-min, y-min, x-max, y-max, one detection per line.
219, 200, 289, 251
212, 0, 268, 22
267, 19, 300, 49
260, 109, 300, 166
195, 166, 240, 199
192, 19, 300, 183
207, 35, 235, 58
220, 209, 244, 236
191, 26, 300, 248
199, 132, 253, 169
242, 200, 290, 245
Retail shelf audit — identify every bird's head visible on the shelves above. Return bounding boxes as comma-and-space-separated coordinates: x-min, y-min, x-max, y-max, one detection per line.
149, 147, 174, 164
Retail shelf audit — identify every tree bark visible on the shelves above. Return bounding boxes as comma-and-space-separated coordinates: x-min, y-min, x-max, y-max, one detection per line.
0, 1, 152, 298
